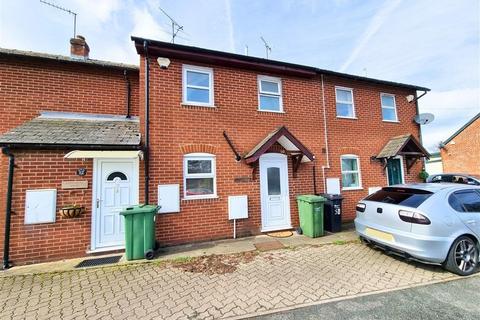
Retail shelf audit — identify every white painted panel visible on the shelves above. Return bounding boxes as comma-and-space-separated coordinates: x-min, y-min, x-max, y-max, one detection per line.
119, 187, 130, 206
105, 188, 115, 206
158, 184, 180, 213
25, 189, 56, 224
228, 195, 248, 220
326, 178, 341, 195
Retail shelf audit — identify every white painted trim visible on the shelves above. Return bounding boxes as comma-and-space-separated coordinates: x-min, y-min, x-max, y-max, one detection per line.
380, 93, 398, 122
340, 154, 362, 190
183, 153, 217, 200
258, 75, 283, 112
182, 64, 214, 107
91, 158, 139, 251
259, 153, 292, 232
385, 155, 405, 186
335, 86, 356, 118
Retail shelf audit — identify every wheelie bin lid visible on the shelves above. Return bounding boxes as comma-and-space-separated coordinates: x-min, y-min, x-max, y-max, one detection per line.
318, 193, 344, 200
297, 195, 326, 203
120, 204, 160, 215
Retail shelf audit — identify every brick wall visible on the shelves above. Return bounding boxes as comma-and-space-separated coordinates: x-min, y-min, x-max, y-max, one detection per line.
440, 117, 480, 175
0, 55, 140, 265
140, 55, 423, 247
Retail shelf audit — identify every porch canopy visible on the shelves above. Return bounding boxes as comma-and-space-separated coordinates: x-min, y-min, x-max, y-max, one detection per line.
0, 111, 141, 150
244, 126, 314, 175
375, 134, 430, 173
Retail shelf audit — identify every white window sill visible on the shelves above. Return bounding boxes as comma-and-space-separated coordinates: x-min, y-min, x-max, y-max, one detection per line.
182, 103, 216, 108
336, 116, 358, 120
182, 195, 219, 201
342, 187, 363, 191
258, 109, 285, 113
382, 120, 399, 123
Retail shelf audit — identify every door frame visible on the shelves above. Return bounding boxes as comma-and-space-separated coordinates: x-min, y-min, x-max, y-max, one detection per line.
90, 158, 139, 252
259, 153, 291, 232
386, 155, 405, 186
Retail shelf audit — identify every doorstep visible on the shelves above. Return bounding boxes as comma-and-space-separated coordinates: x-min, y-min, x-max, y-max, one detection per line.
1, 224, 358, 277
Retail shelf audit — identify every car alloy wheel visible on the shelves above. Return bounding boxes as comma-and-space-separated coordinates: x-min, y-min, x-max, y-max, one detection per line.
454, 238, 477, 273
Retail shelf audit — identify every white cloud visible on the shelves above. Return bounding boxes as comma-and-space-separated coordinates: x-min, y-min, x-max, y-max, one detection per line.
131, 6, 170, 41
224, 0, 235, 52
71, 0, 121, 23
419, 88, 480, 151
339, 0, 402, 72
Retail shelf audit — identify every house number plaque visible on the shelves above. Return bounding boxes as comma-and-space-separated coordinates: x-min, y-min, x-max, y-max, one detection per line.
61, 181, 88, 189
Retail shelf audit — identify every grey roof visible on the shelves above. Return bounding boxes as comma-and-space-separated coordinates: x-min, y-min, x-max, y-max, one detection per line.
0, 48, 138, 71
376, 134, 429, 159
0, 112, 141, 148
442, 112, 480, 146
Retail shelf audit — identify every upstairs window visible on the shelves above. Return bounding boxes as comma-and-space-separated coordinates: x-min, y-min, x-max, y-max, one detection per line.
381, 93, 398, 122
183, 153, 216, 199
335, 87, 355, 118
183, 65, 214, 106
341, 155, 362, 190
258, 76, 283, 112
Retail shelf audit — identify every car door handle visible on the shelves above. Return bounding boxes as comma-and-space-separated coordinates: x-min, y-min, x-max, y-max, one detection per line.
466, 220, 476, 225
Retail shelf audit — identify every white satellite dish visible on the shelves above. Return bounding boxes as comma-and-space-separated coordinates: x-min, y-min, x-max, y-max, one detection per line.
414, 113, 435, 125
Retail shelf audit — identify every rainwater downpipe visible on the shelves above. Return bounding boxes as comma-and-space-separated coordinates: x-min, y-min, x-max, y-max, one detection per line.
2, 148, 14, 269
124, 70, 131, 119
143, 40, 150, 204
320, 74, 331, 193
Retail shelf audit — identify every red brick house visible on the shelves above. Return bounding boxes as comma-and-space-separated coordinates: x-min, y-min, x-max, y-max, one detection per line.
0, 36, 430, 267
440, 112, 480, 175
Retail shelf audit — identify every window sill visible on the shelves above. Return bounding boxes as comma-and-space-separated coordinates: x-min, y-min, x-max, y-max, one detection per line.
257, 109, 285, 114
336, 116, 358, 120
182, 195, 219, 201
382, 120, 400, 123
181, 103, 217, 108
342, 187, 363, 191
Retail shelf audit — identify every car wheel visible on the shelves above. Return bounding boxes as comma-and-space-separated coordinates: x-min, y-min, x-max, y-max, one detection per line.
444, 236, 479, 276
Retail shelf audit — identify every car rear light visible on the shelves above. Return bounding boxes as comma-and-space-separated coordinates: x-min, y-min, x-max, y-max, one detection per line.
398, 210, 431, 225
356, 203, 366, 213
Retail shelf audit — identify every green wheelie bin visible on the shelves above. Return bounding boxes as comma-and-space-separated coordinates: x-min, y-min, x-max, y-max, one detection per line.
120, 204, 160, 260
296, 195, 326, 238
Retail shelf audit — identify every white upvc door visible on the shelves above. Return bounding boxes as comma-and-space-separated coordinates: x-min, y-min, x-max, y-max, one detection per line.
92, 159, 139, 250
259, 153, 291, 232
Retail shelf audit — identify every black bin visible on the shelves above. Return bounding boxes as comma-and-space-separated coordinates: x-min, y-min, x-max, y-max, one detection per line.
319, 193, 344, 233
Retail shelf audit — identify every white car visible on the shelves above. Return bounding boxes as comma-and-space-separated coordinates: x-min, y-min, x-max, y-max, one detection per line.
355, 183, 480, 276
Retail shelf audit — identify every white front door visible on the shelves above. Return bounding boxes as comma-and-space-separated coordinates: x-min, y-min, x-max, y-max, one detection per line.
259, 153, 291, 232
93, 159, 139, 250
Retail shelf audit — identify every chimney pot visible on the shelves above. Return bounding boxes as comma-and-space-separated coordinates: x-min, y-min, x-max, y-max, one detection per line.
70, 35, 90, 60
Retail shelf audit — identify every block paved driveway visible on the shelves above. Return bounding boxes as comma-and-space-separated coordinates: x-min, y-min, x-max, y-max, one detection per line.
0, 243, 458, 319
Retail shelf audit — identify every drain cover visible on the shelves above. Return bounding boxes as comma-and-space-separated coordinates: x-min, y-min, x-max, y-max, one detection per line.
75, 255, 122, 268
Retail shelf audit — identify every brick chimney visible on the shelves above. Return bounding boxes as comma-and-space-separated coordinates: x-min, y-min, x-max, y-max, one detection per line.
70, 35, 90, 60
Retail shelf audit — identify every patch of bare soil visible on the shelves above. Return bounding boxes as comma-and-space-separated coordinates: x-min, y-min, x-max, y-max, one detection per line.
173, 251, 258, 275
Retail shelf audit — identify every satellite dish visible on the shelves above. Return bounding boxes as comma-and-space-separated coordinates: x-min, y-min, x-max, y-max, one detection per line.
414, 113, 435, 125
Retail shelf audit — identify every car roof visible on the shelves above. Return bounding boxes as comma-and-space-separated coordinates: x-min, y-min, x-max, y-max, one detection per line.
388, 183, 480, 192
431, 173, 479, 178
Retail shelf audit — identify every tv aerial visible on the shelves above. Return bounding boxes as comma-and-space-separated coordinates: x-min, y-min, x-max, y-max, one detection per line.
40, 0, 78, 38
260, 36, 272, 59
414, 113, 435, 125
159, 7, 184, 44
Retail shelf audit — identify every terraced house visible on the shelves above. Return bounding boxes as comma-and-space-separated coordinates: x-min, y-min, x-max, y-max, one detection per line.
0, 35, 430, 267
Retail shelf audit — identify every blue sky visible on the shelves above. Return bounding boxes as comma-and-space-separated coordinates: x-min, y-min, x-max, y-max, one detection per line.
1, 0, 479, 151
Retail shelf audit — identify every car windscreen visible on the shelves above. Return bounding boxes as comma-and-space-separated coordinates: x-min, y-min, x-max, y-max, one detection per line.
365, 187, 433, 208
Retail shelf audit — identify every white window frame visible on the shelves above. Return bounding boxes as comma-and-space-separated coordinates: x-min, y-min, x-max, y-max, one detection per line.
380, 93, 398, 122
340, 154, 362, 190
335, 86, 356, 119
258, 75, 283, 113
182, 65, 214, 107
183, 153, 217, 200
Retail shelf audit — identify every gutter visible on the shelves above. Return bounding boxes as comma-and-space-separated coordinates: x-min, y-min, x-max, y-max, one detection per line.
143, 40, 150, 204
0, 143, 142, 150
2, 148, 14, 269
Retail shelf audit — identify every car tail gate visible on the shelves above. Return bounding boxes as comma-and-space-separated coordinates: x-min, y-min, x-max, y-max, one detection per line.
358, 187, 434, 232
